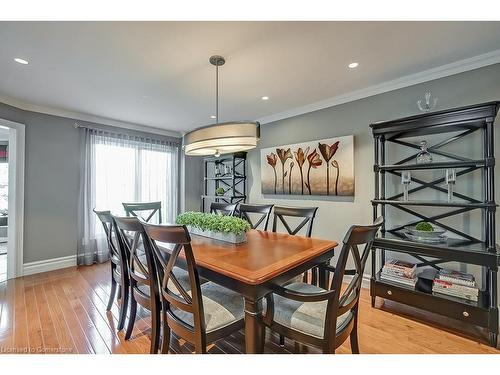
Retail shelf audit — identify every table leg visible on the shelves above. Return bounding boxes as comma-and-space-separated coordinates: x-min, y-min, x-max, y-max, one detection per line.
244, 297, 264, 354
319, 261, 329, 289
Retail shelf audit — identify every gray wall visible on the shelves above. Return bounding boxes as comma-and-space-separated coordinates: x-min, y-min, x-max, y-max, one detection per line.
183, 155, 203, 212
0, 102, 80, 263
247, 63, 500, 279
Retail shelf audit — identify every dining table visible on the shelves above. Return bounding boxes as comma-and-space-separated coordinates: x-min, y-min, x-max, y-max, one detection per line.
158, 229, 338, 354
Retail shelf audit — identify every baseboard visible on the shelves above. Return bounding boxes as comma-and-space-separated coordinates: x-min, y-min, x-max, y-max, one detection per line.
23, 254, 77, 276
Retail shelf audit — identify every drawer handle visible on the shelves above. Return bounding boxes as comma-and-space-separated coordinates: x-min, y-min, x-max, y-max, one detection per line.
387, 290, 392, 296
463, 311, 470, 318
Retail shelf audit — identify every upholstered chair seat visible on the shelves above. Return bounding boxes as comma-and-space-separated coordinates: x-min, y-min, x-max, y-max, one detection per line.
170, 282, 244, 333
271, 282, 352, 339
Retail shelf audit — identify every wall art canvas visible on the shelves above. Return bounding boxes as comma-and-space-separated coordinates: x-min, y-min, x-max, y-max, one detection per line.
261, 135, 354, 196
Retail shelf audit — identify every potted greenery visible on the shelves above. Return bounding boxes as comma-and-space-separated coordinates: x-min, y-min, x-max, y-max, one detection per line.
176, 211, 251, 244
215, 187, 225, 196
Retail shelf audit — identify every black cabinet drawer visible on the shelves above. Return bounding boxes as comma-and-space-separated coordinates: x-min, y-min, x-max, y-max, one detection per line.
372, 279, 490, 328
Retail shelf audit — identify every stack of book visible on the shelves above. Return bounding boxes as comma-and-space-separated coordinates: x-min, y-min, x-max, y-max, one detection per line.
380, 259, 417, 287
432, 269, 479, 302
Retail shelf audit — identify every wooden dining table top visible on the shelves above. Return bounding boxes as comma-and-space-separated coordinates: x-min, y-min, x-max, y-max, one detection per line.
174, 230, 338, 285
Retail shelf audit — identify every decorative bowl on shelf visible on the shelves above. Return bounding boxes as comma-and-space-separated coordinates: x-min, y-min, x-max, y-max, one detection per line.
404, 223, 446, 243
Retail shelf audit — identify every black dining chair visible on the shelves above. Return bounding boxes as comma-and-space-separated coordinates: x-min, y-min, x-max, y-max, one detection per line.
123, 201, 162, 223
210, 202, 237, 216
94, 209, 129, 331
272, 206, 319, 282
141, 222, 245, 354
238, 203, 274, 231
263, 217, 383, 354
113, 215, 163, 353
271, 205, 319, 346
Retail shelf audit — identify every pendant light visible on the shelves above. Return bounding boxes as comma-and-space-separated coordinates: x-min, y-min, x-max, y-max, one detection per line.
183, 55, 260, 156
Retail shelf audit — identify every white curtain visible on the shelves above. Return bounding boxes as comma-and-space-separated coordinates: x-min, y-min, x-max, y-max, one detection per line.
77, 127, 179, 265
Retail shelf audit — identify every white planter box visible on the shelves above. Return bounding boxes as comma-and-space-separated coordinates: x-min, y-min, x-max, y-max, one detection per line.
187, 226, 247, 244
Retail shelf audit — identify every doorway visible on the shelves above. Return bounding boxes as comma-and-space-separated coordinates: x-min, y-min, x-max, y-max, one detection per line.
0, 118, 25, 281
0, 129, 8, 282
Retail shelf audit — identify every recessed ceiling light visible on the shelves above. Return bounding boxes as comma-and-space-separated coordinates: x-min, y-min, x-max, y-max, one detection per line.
14, 57, 29, 65
210, 115, 216, 119
261, 96, 269, 101
348, 62, 359, 69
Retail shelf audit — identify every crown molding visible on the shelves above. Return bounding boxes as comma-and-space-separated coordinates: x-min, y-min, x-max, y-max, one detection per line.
257, 48, 500, 125
0, 95, 182, 138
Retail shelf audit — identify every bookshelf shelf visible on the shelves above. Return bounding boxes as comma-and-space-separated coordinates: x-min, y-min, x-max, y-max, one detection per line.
370, 101, 500, 347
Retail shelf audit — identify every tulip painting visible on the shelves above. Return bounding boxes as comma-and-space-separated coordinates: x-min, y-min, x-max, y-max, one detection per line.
318, 141, 339, 195
288, 161, 294, 194
266, 152, 278, 194
294, 147, 309, 194
260, 135, 354, 196
276, 148, 292, 194
305, 149, 322, 195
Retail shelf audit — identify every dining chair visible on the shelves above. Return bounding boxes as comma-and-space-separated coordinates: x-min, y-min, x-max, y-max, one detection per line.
272, 206, 319, 283
93, 209, 129, 331
271, 205, 319, 346
263, 217, 383, 354
238, 203, 274, 230
123, 201, 162, 223
113, 215, 163, 353
141, 222, 245, 354
209, 202, 237, 216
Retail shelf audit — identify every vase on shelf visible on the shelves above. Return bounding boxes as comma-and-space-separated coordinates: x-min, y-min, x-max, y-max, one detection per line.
416, 140, 433, 164
445, 169, 456, 203
401, 171, 411, 202
417, 91, 438, 113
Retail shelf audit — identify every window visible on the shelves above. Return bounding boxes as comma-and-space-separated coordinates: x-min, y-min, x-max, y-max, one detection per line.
78, 127, 180, 265
93, 132, 179, 223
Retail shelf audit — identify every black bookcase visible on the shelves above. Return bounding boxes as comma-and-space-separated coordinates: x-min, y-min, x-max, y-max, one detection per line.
370, 101, 500, 347
201, 152, 247, 212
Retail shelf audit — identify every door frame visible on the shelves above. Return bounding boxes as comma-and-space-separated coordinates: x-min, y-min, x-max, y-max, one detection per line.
0, 118, 25, 279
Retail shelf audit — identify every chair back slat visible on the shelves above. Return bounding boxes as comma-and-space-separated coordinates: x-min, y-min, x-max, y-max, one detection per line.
94, 209, 123, 263
325, 217, 383, 333
210, 202, 237, 216
141, 222, 206, 335
123, 201, 162, 224
113, 215, 157, 292
272, 206, 318, 237
238, 204, 274, 230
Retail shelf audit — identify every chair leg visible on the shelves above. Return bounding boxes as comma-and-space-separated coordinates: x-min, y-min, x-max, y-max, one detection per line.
161, 312, 170, 354
350, 327, 360, 354
279, 335, 285, 347
107, 279, 117, 311
117, 285, 129, 331
150, 303, 161, 354
124, 295, 137, 340
311, 267, 318, 286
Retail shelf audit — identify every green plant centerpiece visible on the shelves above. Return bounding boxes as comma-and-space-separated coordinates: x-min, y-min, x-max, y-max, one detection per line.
415, 221, 434, 232
176, 211, 251, 244
215, 187, 225, 196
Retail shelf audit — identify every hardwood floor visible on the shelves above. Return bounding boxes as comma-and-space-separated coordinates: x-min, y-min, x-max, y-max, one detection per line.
0, 262, 498, 354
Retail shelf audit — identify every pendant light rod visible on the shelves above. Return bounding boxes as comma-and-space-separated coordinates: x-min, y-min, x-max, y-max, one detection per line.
209, 55, 225, 125
216, 62, 218, 124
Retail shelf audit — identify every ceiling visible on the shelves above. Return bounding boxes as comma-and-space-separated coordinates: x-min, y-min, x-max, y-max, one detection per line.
1, 21, 500, 133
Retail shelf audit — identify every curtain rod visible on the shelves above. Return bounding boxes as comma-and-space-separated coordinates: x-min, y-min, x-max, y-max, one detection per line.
74, 122, 181, 144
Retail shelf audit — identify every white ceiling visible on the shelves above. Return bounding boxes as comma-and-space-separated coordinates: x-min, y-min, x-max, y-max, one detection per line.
1, 21, 500, 133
